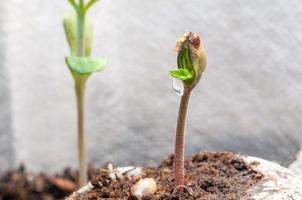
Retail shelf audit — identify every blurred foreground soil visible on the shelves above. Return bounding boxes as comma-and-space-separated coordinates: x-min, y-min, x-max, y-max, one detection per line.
0, 165, 99, 200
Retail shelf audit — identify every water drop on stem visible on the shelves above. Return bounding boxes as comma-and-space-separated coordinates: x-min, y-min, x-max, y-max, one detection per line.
173, 78, 184, 96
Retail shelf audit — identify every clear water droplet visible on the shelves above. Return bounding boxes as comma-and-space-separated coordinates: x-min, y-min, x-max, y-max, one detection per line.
173, 78, 184, 96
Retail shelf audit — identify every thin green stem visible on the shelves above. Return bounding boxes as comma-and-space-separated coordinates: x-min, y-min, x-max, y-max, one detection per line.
75, 78, 87, 187
79, 0, 84, 7
174, 88, 191, 187
75, 7, 87, 187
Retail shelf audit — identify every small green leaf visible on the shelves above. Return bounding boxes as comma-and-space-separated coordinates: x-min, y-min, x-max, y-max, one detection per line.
68, 0, 77, 8
177, 45, 193, 71
169, 68, 193, 81
63, 12, 93, 56
66, 56, 107, 75
84, 0, 99, 11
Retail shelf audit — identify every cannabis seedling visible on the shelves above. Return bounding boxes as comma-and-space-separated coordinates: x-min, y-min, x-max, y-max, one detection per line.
63, 0, 106, 187
169, 32, 206, 188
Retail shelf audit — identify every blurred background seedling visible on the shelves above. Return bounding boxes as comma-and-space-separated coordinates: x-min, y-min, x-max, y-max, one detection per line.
63, 0, 107, 187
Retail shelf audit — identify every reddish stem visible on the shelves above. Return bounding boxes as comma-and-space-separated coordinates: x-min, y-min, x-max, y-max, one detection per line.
174, 88, 191, 187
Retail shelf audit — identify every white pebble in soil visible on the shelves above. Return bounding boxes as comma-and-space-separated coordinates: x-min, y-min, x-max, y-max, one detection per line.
131, 178, 157, 198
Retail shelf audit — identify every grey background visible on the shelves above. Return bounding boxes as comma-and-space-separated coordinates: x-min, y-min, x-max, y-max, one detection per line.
0, 1, 14, 171
0, 0, 302, 172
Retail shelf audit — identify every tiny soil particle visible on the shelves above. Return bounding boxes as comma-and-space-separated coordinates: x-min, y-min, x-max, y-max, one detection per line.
77, 152, 263, 200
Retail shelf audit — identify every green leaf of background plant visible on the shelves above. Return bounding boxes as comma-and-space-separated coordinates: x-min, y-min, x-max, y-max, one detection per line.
63, 12, 93, 56
169, 68, 193, 81
84, 0, 99, 11
63, 12, 76, 55
84, 17, 93, 56
66, 56, 107, 75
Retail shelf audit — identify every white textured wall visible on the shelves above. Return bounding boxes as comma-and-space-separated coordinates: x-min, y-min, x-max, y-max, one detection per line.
1, 0, 302, 172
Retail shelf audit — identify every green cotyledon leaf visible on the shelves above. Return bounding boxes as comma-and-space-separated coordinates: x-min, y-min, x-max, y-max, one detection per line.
169, 68, 193, 81
63, 11, 93, 56
66, 56, 107, 75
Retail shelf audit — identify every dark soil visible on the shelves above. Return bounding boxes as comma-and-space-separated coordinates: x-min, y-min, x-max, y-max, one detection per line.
77, 152, 263, 200
0, 164, 99, 200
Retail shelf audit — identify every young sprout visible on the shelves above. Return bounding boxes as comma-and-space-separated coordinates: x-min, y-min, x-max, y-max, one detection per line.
63, 0, 107, 187
169, 32, 206, 188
